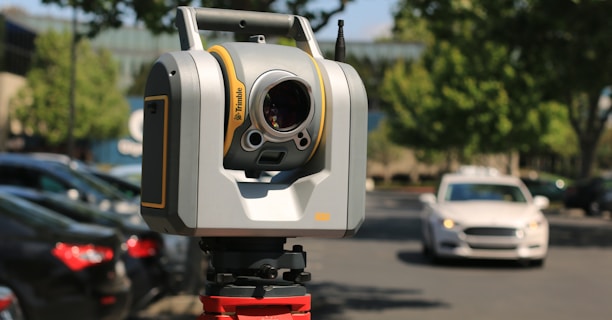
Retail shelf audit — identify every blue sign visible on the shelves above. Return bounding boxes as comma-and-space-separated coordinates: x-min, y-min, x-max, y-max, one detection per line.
91, 96, 143, 165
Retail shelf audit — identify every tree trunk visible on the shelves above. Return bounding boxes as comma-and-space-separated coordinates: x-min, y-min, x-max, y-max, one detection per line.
507, 151, 520, 176
579, 139, 598, 179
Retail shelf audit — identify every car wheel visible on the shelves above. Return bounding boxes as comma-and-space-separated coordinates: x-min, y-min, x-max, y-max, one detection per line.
421, 241, 430, 256
421, 225, 432, 256
587, 201, 601, 216
424, 226, 441, 265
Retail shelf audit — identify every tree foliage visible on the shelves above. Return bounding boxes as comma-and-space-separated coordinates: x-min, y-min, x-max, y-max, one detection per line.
381, 40, 560, 157
367, 121, 401, 183
42, 0, 353, 37
368, 120, 402, 167
126, 60, 154, 97
390, 2, 432, 44
10, 30, 128, 145
385, 0, 603, 177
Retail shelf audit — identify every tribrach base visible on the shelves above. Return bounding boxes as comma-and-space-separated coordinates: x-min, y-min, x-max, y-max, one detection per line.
198, 295, 311, 320
197, 237, 312, 320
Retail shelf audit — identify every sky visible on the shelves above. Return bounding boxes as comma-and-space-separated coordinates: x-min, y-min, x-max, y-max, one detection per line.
1, 0, 398, 41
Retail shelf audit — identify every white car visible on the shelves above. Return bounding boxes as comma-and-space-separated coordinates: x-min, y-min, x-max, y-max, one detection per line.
419, 171, 549, 266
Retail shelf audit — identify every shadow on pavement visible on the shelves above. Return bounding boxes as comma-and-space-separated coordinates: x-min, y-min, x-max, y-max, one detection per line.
353, 216, 422, 241
548, 221, 612, 247
397, 250, 543, 269
308, 281, 449, 320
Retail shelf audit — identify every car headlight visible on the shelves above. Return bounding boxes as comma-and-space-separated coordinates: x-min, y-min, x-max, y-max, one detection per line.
440, 218, 458, 229
526, 219, 545, 230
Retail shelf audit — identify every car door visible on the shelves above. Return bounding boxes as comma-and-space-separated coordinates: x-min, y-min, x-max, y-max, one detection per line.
0, 208, 56, 302
0, 165, 38, 189
0, 163, 85, 202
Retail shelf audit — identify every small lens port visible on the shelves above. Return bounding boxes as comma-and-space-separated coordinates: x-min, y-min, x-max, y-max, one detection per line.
245, 130, 264, 149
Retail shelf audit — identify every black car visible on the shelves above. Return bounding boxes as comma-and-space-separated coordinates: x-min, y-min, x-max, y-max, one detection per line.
29, 153, 141, 200
520, 177, 566, 202
91, 170, 141, 200
15, 153, 200, 294
0, 193, 132, 320
0, 186, 169, 312
0, 153, 139, 215
563, 176, 612, 216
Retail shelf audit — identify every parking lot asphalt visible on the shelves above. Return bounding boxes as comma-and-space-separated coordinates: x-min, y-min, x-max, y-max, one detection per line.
133, 294, 202, 319
133, 204, 612, 320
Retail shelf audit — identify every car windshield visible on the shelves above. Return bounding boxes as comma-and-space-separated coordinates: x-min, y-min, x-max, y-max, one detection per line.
0, 193, 73, 229
39, 192, 122, 226
49, 163, 127, 201
445, 183, 527, 203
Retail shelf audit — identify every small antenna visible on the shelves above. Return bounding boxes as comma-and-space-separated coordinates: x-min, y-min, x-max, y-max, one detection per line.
334, 19, 345, 63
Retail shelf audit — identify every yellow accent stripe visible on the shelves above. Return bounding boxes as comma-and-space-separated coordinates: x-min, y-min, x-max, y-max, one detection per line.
315, 212, 331, 221
307, 56, 326, 161
208, 45, 246, 156
141, 95, 168, 209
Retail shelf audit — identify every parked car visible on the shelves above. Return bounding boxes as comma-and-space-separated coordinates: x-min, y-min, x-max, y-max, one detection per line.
0, 186, 169, 312
564, 176, 612, 216
91, 170, 141, 200
0, 193, 132, 319
29, 153, 141, 200
108, 164, 142, 185
18, 153, 202, 295
420, 169, 549, 267
0, 286, 24, 320
520, 177, 566, 202
0, 153, 139, 217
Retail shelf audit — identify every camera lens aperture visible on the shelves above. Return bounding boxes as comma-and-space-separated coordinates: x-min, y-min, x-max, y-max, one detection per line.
263, 80, 310, 132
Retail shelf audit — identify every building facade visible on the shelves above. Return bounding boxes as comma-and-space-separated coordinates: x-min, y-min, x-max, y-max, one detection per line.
1, 10, 423, 165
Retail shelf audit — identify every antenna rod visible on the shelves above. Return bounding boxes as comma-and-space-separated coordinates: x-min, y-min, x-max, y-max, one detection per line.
334, 19, 345, 62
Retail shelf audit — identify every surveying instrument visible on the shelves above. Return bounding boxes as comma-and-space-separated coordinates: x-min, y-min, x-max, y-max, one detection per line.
141, 6, 368, 319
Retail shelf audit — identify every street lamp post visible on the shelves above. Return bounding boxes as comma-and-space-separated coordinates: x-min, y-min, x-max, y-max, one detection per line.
68, 3, 77, 159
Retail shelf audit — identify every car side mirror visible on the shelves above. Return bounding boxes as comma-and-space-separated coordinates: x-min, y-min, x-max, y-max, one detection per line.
533, 195, 549, 209
419, 193, 437, 204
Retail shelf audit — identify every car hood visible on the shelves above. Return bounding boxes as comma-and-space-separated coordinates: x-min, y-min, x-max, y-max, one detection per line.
434, 201, 544, 226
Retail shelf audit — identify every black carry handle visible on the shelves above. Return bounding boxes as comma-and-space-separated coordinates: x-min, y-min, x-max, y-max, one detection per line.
193, 7, 295, 36
175, 6, 321, 57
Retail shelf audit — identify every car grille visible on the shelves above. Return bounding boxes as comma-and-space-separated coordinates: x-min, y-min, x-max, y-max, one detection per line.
468, 243, 518, 250
464, 227, 517, 237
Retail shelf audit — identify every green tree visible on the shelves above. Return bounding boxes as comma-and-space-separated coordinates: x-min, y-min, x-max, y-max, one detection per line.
381, 42, 547, 158
596, 127, 612, 170
382, 0, 588, 175
367, 120, 402, 183
42, 0, 354, 37
392, 0, 612, 177
10, 30, 128, 145
126, 61, 154, 97
390, 2, 432, 45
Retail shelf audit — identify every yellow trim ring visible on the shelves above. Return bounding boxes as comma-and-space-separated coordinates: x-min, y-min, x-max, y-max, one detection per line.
307, 56, 326, 162
208, 45, 246, 156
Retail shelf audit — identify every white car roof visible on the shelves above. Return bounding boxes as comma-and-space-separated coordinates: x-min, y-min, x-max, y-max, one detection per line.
441, 173, 523, 185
